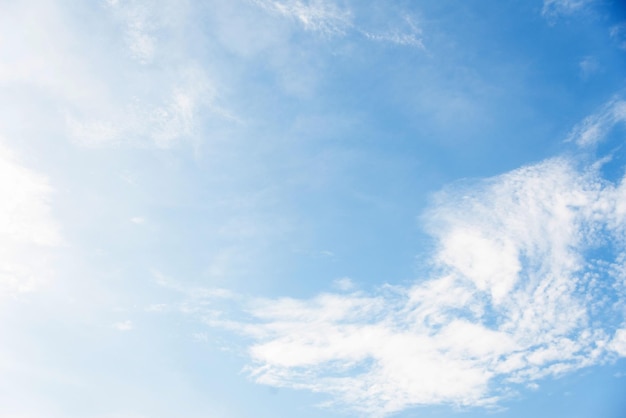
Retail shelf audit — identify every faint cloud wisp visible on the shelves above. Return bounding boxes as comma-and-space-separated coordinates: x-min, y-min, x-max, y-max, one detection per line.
566, 98, 626, 146
542, 0, 595, 18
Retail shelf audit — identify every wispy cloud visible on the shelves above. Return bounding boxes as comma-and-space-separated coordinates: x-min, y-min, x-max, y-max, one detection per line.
610, 23, 626, 50
251, 0, 425, 48
609, 329, 626, 356
541, 0, 594, 18
251, 0, 352, 36
359, 13, 425, 49
66, 64, 215, 148
566, 98, 626, 146
69, 1, 221, 147
332, 277, 355, 291
130, 216, 146, 224
185, 152, 626, 416
106, 0, 158, 64
113, 320, 134, 331
579, 56, 600, 79
0, 140, 62, 297
360, 30, 424, 49
0, 1, 224, 149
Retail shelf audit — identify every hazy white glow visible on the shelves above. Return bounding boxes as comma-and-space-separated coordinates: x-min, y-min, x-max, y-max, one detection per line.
0, 140, 61, 296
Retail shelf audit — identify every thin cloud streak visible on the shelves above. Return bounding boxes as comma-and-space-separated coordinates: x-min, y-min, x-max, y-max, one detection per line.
251, 0, 425, 48
567, 98, 626, 146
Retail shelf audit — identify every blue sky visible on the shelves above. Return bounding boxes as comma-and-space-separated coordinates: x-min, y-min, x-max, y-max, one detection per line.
1, 0, 626, 417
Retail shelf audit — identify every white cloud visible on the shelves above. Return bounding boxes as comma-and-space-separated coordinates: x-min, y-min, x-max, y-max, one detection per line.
66, 0, 227, 148
542, 0, 594, 17
609, 328, 626, 356
0, 140, 62, 296
197, 155, 626, 416
566, 98, 626, 146
252, 0, 352, 36
113, 320, 134, 331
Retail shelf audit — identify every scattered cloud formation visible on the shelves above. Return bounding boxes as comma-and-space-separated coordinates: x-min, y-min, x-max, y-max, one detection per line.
196, 152, 626, 416
567, 98, 626, 146
0, 140, 62, 296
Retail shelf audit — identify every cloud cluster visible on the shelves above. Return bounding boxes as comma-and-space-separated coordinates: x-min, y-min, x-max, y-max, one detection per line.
206, 154, 626, 416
